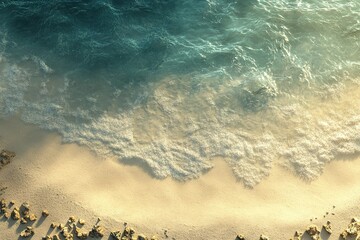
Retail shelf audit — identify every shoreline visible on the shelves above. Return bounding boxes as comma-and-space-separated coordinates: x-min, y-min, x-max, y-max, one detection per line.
1, 117, 360, 239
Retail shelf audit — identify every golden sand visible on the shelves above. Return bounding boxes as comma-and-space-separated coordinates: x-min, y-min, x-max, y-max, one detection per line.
1, 117, 360, 239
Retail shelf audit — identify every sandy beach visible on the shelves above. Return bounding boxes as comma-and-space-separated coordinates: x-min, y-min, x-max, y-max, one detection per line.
1, 1, 360, 239
0, 116, 360, 240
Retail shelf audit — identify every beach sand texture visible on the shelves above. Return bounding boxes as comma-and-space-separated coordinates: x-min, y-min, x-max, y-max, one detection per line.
1, 117, 360, 239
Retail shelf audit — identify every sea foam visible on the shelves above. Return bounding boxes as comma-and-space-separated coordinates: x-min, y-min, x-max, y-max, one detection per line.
0, 0, 360, 187
1, 58, 360, 187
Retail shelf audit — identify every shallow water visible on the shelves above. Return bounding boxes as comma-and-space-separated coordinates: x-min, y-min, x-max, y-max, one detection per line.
0, 0, 359, 187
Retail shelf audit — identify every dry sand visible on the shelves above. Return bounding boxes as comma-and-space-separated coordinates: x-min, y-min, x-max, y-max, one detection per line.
0, 116, 360, 239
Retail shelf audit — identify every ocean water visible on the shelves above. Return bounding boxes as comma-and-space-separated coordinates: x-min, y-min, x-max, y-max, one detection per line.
0, 0, 359, 187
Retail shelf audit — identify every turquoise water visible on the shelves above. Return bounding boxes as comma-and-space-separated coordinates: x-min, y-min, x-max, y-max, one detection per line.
0, 0, 359, 187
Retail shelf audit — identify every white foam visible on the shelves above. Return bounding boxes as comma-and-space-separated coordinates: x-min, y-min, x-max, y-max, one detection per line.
2, 57, 360, 188
1, 20, 360, 189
